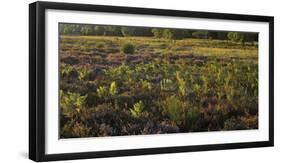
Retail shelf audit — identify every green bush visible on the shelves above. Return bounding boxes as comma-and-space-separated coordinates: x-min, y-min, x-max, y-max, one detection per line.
120, 43, 135, 54
96, 42, 105, 48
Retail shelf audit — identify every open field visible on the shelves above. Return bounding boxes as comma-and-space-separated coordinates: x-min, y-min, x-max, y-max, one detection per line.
59, 35, 258, 138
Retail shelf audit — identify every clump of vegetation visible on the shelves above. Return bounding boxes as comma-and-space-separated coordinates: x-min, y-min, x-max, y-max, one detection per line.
160, 78, 174, 91
96, 42, 105, 48
151, 28, 188, 40
140, 79, 152, 91
60, 90, 87, 118
97, 81, 118, 98
120, 43, 135, 54
163, 29, 185, 40
97, 86, 108, 98
60, 63, 76, 78
151, 28, 163, 38
184, 106, 200, 131
176, 71, 187, 97
78, 67, 90, 81
130, 101, 145, 118
162, 96, 184, 124
109, 81, 118, 96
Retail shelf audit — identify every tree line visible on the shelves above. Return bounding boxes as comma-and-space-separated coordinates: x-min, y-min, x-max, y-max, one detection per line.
59, 24, 258, 43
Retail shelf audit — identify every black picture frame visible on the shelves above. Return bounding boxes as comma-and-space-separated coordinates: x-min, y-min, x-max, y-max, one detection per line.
29, 1, 274, 162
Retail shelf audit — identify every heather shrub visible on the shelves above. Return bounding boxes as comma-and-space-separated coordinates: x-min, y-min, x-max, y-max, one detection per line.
120, 43, 135, 54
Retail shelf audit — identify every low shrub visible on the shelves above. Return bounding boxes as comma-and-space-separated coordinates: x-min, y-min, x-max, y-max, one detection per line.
120, 43, 135, 54
96, 42, 105, 48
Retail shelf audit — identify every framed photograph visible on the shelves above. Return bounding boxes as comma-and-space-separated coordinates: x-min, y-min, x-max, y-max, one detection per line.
29, 1, 274, 162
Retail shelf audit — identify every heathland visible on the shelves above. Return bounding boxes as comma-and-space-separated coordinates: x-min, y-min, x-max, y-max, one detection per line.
59, 26, 258, 138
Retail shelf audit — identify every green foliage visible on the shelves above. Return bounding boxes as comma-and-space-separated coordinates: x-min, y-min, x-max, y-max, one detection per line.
97, 86, 108, 98
162, 29, 173, 39
97, 81, 118, 98
183, 30, 192, 38
59, 24, 257, 42
160, 78, 174, 91
151, 28, 163, 38
60, 63, 74, 77
104, 26, 122, 36
104, 63, 133, 81
121, 27, 135, 37
78, 67, 90, 81
192, 31, 209, 39
227, 32, 245, 43
109, 81, 118, 96
244, 33, 258, 43
96, 42, 105, 48
163, 96, 184, 124
184, 106, 200, 130
121, 27, 152, 37
162, 29, 185, 40
94, 25, 106, 35
140, 79, 152, 91
161, 50, 174, 59
130, 101, 144, 118
176, 71, 186, 97
120, 43, 135, 54
80, 25, 95, 35
60, 90, 87, 118
59, 24, 81, 35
